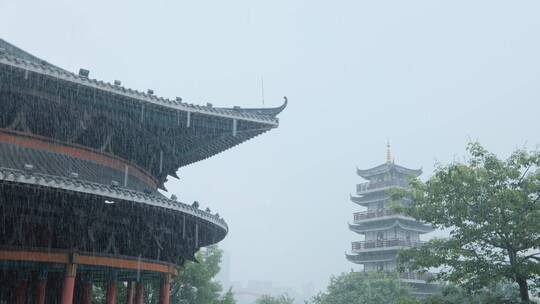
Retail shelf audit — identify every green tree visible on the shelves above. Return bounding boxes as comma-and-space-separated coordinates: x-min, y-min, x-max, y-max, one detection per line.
421, 283, 521, 304
311, 271, 415, 304
255, 294, 295, 304
393, 142, 540, 302
91, 284, 105, 304
220, 288, 236, 304
170, 245, 234, 304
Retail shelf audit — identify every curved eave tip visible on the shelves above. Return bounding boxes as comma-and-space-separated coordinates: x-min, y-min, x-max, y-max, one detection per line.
279, 96, 288, 112
356, 167, 368, 176
267, 96, 288, 117
350, 193, 361, 200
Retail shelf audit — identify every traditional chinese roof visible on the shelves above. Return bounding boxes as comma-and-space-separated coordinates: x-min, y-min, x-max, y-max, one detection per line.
356, 162, 422, 180
350, 193, 389, 206
0, 39, 285, 125
349, 218, 434, 234
0, 137, 153, 192
0, 39, 286, 188
0, 166, 228, 233
0, 39, 65, 71
345, 252, 398, 264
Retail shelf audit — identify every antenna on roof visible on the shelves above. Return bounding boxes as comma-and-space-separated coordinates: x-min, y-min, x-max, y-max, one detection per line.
261, 76, 265, 108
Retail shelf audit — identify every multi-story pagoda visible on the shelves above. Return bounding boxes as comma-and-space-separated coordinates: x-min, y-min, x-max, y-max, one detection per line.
346, 143, 437, 297
0, 39, 285, 304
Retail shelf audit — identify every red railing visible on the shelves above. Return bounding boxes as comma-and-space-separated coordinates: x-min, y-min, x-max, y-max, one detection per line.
351, 239, 424, 251
353, 209, 396, 221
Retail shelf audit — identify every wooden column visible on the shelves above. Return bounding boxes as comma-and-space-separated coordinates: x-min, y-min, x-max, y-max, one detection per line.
160, 274, 171, 304
35, 271, 48, 304
135, 281, 144, 304
126, 281, 135, 304
15, 277, 28, 304
106, 281, 118, 304
61, 263, 77, 304
81, 280, 93, 304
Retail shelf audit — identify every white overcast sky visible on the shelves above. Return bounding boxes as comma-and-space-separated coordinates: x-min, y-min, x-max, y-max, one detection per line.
2, 0, 540, 294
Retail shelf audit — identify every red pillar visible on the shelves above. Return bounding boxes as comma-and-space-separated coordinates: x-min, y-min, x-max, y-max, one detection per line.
61, 263, 77, 304
135, 281, 145, 304
126, 281, 135, 304
81, 281, 93, 304
106, 281, 118, 304
35, 273, 47, 304
160, 274, 171, 304
15, 278, 28, 304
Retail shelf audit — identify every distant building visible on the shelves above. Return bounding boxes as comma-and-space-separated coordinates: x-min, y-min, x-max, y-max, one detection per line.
301, 282, 316, 301
232, 280, 300, 304
346, 143, 438, 297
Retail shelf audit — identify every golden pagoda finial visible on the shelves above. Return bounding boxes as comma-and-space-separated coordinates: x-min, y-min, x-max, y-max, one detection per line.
386, 140, 392, 163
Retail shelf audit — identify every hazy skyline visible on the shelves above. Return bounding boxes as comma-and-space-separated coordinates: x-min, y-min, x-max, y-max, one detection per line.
2, 0, 540, 294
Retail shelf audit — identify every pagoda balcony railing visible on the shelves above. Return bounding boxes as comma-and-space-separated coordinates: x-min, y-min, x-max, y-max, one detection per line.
398, 271, 433, 281
356, 179, 410, 193
356, 271, 434, 282
351, 239, 424, 252
353, 209, 397, 221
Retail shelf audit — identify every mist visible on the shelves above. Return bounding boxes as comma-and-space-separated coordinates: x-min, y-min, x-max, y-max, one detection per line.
2, 0, 540, 301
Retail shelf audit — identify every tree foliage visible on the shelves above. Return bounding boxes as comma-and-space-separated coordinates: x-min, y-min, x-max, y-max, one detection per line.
220, 288, 236, 304
255, 294, 295, 304
420, 283, 522, 304
170, 245, 234, 304
393, 142, 540, 302
310, 271, 414, 304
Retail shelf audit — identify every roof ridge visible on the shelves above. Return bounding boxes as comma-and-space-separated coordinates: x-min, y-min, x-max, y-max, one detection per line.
0, 39, 283, 124
0, 39, 65, 71
0, 52, 280, 124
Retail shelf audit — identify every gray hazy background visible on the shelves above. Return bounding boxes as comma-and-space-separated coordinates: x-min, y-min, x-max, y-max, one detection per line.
2, 0, 540, 297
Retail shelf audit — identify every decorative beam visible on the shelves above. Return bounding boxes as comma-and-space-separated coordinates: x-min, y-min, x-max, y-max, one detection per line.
0, 249, 177, 275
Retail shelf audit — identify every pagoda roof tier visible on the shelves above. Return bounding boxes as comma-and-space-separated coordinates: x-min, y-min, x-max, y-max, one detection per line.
0, 131, 156, 192
356, 163, 422, 180
350, 193, 389, 206
0, 166, 227, 264
0, 39, 286, 188
0, 166, 227, 233
349, 218, 434, 234
345, 251, 398, 264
